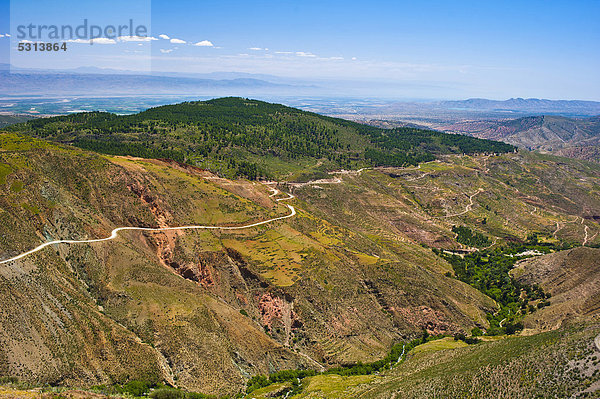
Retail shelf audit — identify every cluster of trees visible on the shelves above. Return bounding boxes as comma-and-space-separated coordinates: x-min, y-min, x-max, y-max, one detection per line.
7, 97, 516, 179
452, 225, 491, 247
225, 158, 262, 180
435, 238, 560, 334
364, 148, 435, 167
73, 138, 186, 163
453, 332, 481, 344
362, 126, 515, 155
89, 380, 213, 399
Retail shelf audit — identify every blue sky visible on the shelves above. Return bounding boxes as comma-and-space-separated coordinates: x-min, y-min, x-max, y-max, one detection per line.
1, 0, 599, 100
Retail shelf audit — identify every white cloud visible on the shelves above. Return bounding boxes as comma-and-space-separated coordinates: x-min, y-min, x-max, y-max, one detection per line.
248, 47, 268, 51
92, 38, 117, 44
160, 48, 173, 54
275, 51, 293, 54
170, 38, 186, 44
118, 35, 157, 42
67, 38, 116, 44
159, 34, 170, 40
329, 56, 344, 60
193, 40, 214, 47
296, 51, 316, 57
352, 57, 357, 60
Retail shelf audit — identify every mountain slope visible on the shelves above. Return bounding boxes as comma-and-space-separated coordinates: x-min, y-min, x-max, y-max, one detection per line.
5, 97, 514, 180
0, 115, 34, 128
512, 247, 600, 332
0, 133, 308, 394
277, 245, 600, 398
262, 323, 599, 399
0, 133, 505, 395
442, 115, 600, 162
1, 124, 599, 395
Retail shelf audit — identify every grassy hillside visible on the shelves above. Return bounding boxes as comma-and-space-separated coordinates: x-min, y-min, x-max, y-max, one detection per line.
4, 97, 514, 180
252, 322, 599, 398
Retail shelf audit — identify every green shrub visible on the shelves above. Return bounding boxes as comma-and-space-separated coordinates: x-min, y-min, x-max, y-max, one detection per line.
454, 333, 466, 341
464, 336, 481, 344
452, 225, 491, 247
504, 321, 524, 335
123, 380, 150, 397
149, 388, 186, 399
0, 376, 18, 384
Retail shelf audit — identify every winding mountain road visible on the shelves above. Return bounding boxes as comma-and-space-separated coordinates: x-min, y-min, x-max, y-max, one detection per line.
0, 188, 296, 265
580, 217, 592, 246
442, 188, 484, 218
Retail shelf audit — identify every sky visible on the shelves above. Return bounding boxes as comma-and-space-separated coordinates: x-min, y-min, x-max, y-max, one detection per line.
0, 0, 599, 100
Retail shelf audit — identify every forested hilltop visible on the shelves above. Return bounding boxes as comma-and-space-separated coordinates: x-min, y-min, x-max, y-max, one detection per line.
5, 97, 514, 179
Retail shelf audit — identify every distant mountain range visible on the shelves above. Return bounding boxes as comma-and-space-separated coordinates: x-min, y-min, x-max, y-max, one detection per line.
0, 71, 300, 96
0, 64, 315, 97
3, 64, 599, 116
440, 98, 600, 116
349, 98, 600, 120
366, 113, 600, 163
439, 115, 600, 162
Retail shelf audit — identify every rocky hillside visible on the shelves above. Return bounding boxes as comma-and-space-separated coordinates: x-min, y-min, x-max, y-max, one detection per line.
512, 247, 600, 332
0, 134, 307, 394
266, 244, 600, 398
0, 123, 599, 396
441, 115, 600, 162
0, 133, 505, 396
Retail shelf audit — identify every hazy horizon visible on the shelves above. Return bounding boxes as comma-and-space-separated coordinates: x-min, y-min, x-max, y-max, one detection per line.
1, 0, 599, 101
